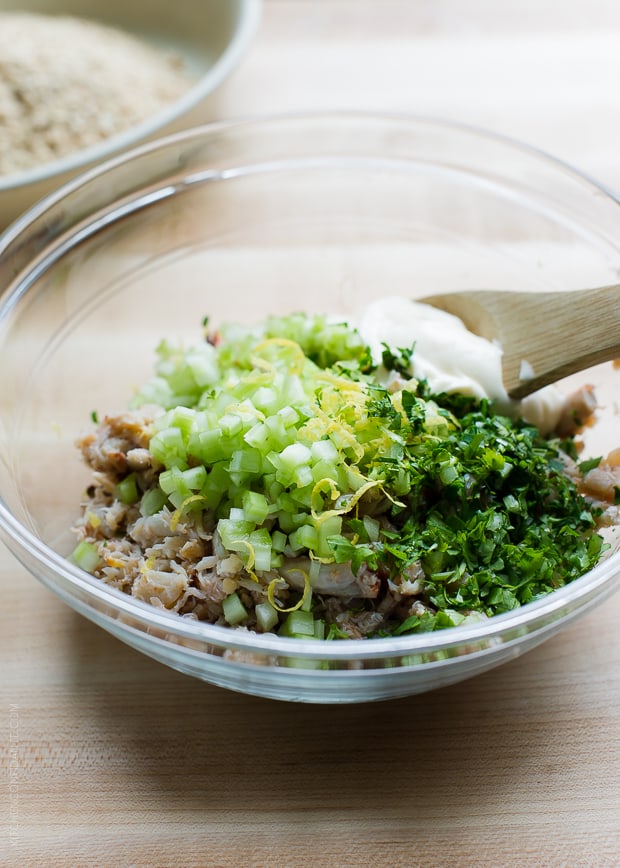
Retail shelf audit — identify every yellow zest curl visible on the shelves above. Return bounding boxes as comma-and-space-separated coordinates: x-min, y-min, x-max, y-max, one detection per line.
310, 477, 341, 518
170, 494, 207, 531
85, 510, 101, 529
140, 555, 156, 575
228, 538, 259, 583
267, 569, 311, 613
252, 337, 306, 375
308, 549, 335, 565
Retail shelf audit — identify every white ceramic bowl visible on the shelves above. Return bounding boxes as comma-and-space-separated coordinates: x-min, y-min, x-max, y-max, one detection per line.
1, 114, 619, 703
0, 0, 261, 227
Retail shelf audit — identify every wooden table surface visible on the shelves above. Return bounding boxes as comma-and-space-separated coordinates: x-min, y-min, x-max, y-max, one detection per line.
3, 3, 620, 865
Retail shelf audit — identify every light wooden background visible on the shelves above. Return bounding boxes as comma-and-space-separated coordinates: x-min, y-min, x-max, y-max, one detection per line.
2, 2, 620, 865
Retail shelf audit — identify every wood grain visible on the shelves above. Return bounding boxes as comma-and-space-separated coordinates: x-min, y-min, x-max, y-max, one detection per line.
2, 2, 620, 865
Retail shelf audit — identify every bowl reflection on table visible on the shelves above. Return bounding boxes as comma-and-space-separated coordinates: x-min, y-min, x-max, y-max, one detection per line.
0, 114, 619, 703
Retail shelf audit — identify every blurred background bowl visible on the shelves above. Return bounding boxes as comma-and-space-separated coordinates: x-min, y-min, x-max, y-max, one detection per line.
1, 114, 619, 703
0, 0, 261, 228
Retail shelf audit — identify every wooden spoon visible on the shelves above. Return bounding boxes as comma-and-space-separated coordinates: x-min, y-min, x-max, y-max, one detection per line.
419, 284, 620, 400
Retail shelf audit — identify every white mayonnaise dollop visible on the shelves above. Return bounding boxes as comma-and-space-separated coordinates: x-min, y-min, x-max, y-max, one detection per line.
357, 296, 564, 433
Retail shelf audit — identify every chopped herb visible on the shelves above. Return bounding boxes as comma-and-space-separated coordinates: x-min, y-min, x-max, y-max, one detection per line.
381, 342, 415, 375
578, 456, 602, 474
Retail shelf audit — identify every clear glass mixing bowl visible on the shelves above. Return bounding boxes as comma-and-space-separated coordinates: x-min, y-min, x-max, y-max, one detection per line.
1, 114, 619, 703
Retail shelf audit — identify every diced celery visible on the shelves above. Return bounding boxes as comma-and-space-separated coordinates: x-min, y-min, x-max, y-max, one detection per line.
308, 558, 321, 586
243, 422, 271, 450
275, 491, 296, 514
252, 387, 278, 413
328, 427, 354, 451
186, 344, 218, 387
292, 464, 313, 489
115, 473, 138, 505
242, 490, 270, 524
277, 508, 308, 534
201, 462, 229, 509
256, 601, 279, 632
248, 528, 272, 572
288, 484, 313, 510
269, 443, 313, 487
267, 477, 284, 502
282, 375, 306, 406
391, 467, 411, 496
264, 413, 288, 446
181, 465, 207, 491
166, 355, 200, 390
279, 609, 316, 637
159, 466, 191, 508
301, 585, 314, 612
316, 514, 343, 557
280, 443, 312, 469
218, 517, 255, 549
140, 488, 168, 516
150, 426, 187, 469
313, 619, 326, 640
265, 450, 283, 478
219, 413, 244, 437
311, 460, 339, 485
230, 398, 260, 423
189, 428, 228, 464
229, 448, 262, 476
71, 540, 101, 572
271, 530, 288, 552
289, 524, 318, 552
158, 467, 182, 496
345, 465, 368, 491
222, 592, 248, 625
310, 439, 339, 463
277, 405, 299, 427
168, 405, 196, 437
132, 376, 173, 409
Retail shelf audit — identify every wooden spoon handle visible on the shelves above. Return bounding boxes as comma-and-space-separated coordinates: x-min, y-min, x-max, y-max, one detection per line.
490, 284, 620, 398
425, 284, 620, 399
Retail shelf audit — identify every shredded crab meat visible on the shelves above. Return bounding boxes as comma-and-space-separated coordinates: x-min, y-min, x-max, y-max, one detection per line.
581, 448, 620, 501
78, 409, 162, 475
555, 384, 598, 437
281, 558, 381, 598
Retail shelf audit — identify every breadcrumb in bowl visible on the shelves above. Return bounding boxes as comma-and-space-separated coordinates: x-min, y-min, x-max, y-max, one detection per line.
1, 114, 620, 703
0, 13, 196, 175
0, 0, 261, 227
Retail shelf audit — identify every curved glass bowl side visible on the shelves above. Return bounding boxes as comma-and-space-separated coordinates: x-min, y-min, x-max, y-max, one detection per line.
1, 114, 620, 703
3, 511, 619, 703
